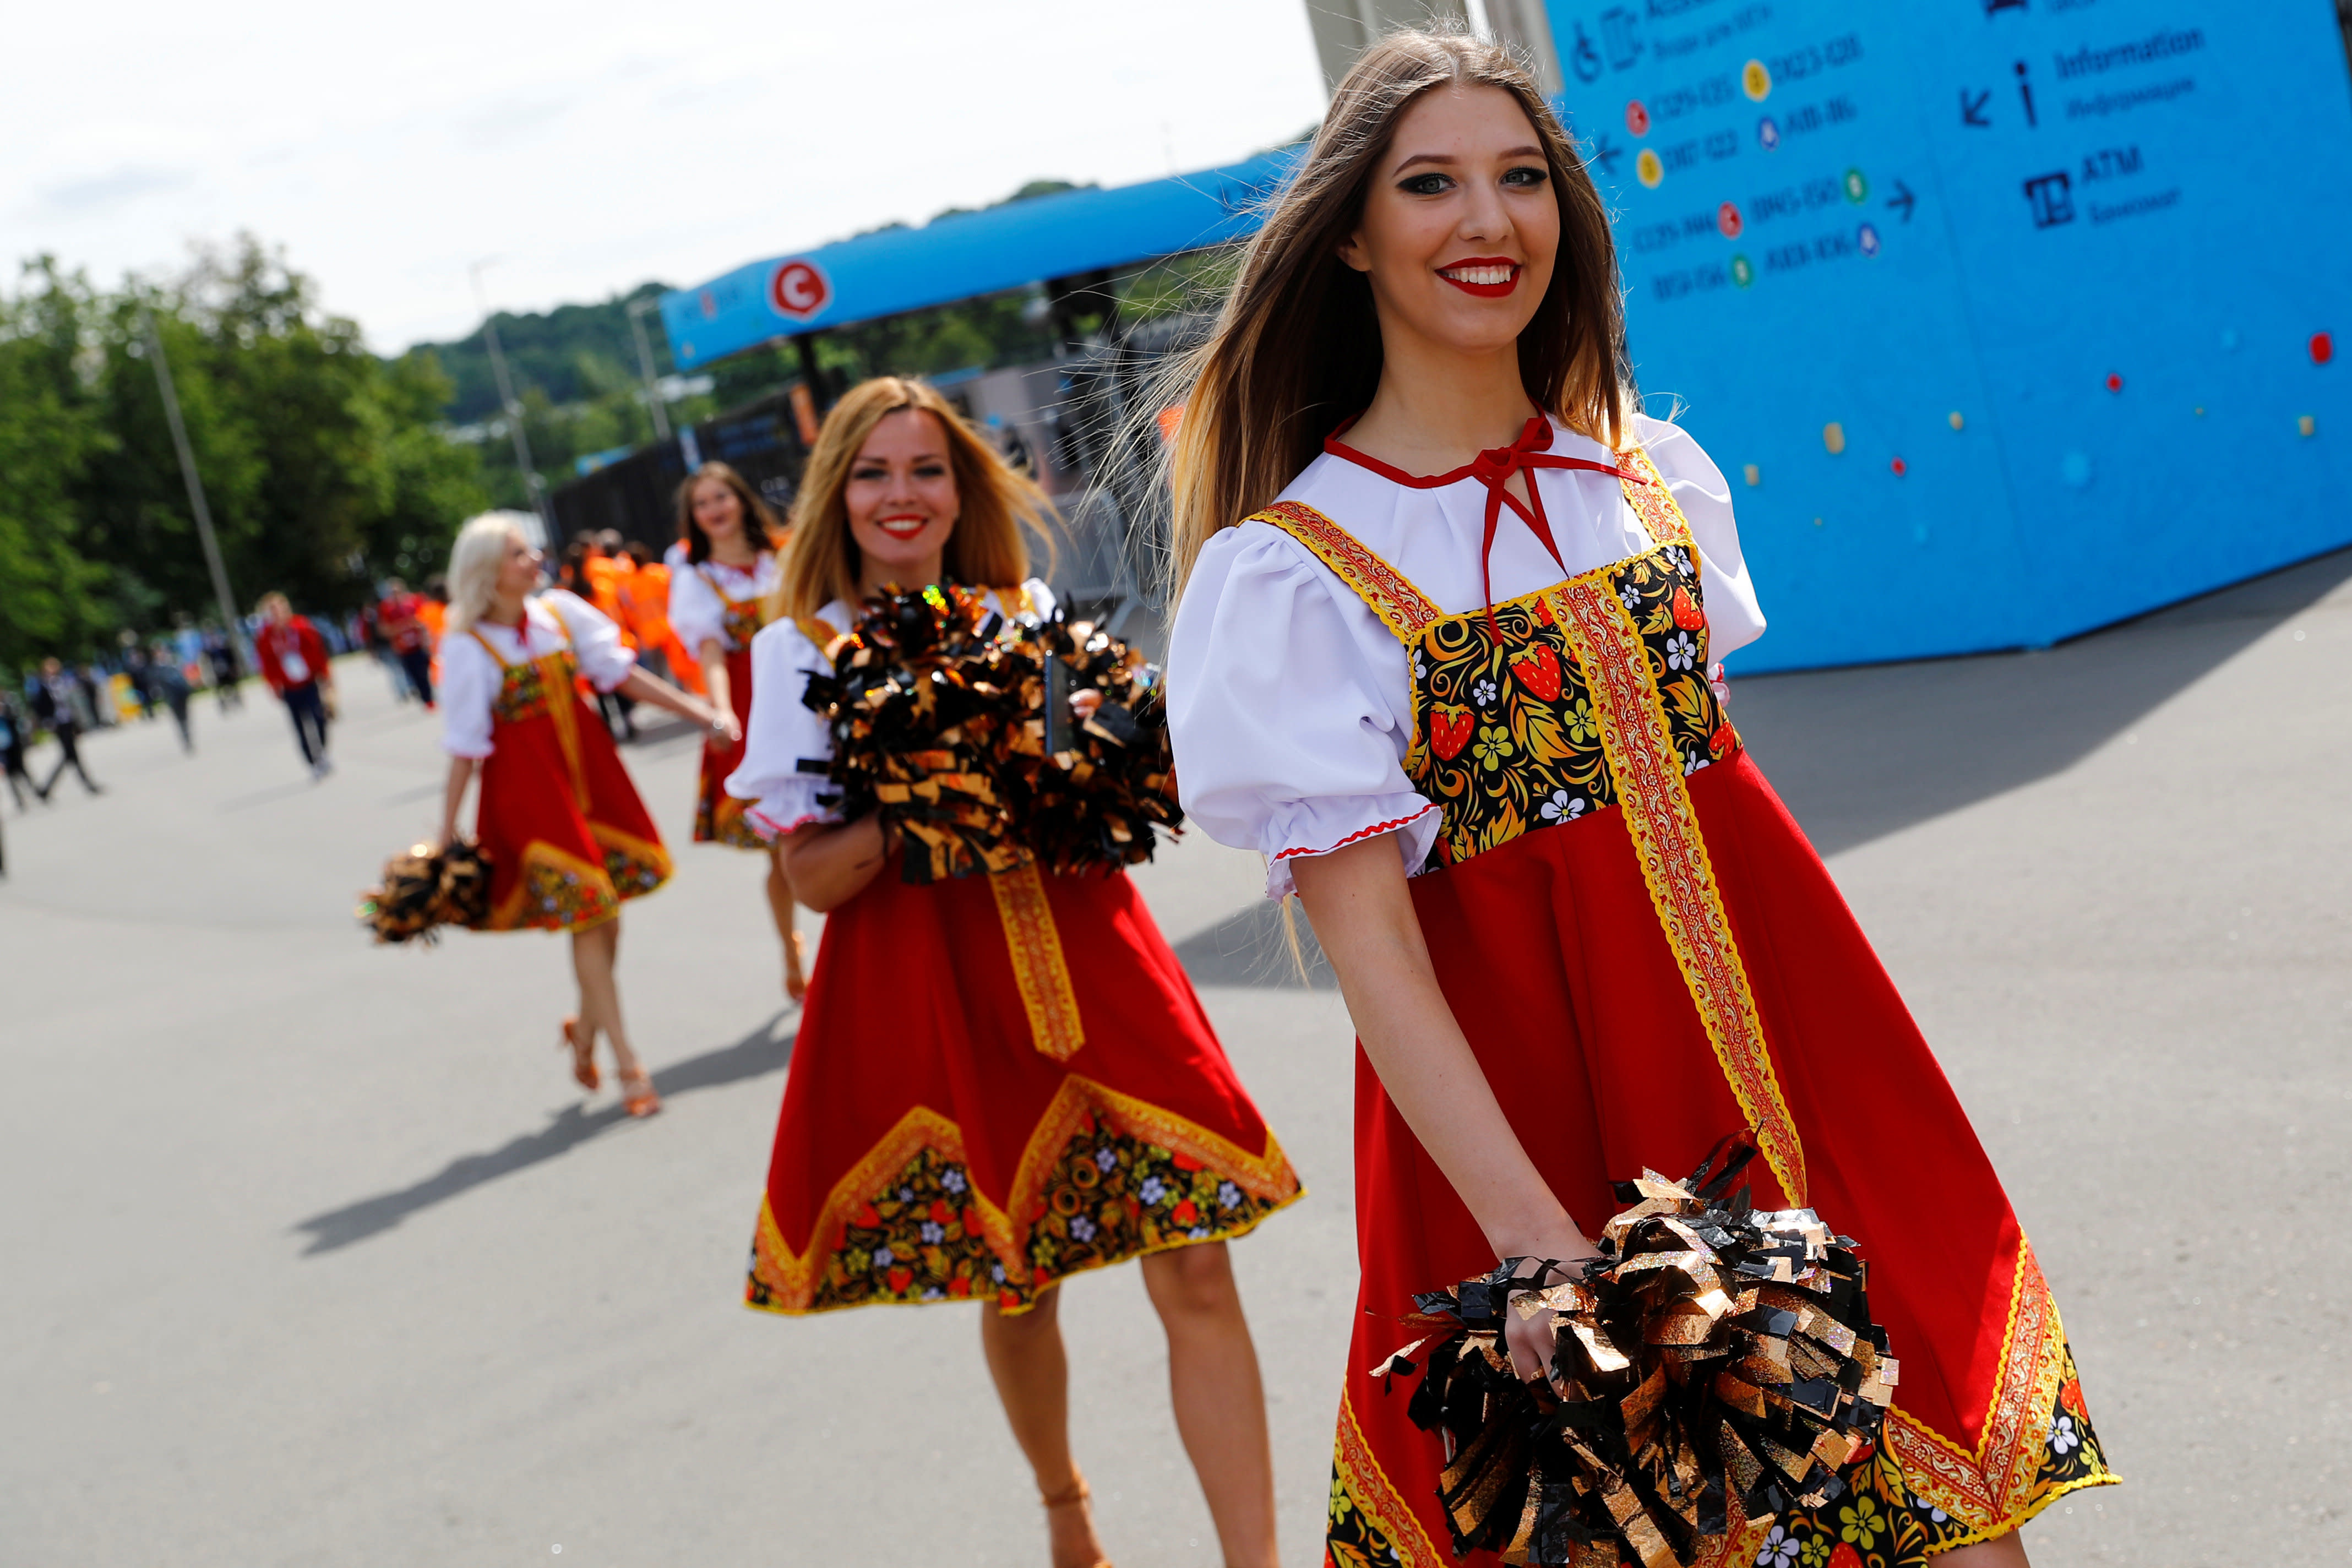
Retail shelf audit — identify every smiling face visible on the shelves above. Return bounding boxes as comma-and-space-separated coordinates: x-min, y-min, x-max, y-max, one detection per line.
494, 530, 543, 602
690, 476, 744, 545
844, 408, 959, 590
1337, 83, 1559, 361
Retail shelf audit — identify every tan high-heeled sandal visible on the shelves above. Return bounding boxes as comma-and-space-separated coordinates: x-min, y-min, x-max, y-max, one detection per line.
560, 1017, 599, 1091
783, 929, 808, 1003
618, 1069, 662, 1118
1040, 1475, 1112, 1568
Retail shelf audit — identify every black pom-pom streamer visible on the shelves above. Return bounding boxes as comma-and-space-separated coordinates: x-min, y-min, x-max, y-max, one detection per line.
801, 584, 1184, 884
358, 841, 493, 944
1374, 1138, 1898, 1567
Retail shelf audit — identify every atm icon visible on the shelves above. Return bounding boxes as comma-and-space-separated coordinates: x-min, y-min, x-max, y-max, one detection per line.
2023, 171, 2076, 228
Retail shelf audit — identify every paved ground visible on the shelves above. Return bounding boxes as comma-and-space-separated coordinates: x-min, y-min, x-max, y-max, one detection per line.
4, 551, 2348, 1567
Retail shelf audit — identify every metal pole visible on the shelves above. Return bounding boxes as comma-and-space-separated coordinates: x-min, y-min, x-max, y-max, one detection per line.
625, 298, 673, 442
140, 304, 248, 666
470, 262, 548, 532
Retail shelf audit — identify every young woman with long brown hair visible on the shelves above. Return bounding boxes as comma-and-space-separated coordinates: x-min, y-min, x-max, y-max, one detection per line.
666, 460, 808, 999
727, 376, 1299, 1568
1164, 31, 2115, 1568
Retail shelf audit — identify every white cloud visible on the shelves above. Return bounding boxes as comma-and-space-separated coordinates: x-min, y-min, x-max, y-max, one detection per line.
1, 0, 1326, 352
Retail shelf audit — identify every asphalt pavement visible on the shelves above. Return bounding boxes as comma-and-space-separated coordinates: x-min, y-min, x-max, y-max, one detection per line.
4, 549, 2348, 1567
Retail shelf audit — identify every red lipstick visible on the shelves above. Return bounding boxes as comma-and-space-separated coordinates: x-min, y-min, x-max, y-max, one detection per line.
1436, 257, 1521, 298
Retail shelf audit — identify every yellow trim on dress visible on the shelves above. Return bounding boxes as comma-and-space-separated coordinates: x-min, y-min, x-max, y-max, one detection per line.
989, 862, 1088, 1062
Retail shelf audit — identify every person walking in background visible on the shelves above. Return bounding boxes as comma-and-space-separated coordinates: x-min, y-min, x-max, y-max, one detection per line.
253, 593, 336, 778
29, 658, 102, 800
377, 576, 437, 709
433, 512, 731, 1117
560, 541, 637, 742
667, 461, 806, 1000
118, 633, 157, 722
0, 688, 34, 810
418, 576, 449, 696
150, 642, 194, 752
205, 627, 244, 711
614, 543, 674, 684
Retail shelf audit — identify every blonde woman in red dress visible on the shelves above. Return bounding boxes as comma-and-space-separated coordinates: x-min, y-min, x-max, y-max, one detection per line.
667, 461, 808, 1000
435, 513, 733, 1115
727, 377, 1298, 1568
1165, 34, 2115, 1568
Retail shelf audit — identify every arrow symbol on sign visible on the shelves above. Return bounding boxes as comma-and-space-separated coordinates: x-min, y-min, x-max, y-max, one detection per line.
1959, 88, 1992, 128
1887, 181, 1916, 222
1589, 135, 1624, 176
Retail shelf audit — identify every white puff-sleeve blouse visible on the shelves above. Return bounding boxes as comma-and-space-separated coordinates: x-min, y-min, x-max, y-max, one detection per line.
1166, 413, 1762, 900
667, 551, 781, 657
725, 579, 1060, 839
439, 591, 638, 759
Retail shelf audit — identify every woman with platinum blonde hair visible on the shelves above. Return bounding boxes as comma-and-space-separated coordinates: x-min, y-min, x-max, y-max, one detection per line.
436, 512, 732, 1115
1165, 29, 2114, 1568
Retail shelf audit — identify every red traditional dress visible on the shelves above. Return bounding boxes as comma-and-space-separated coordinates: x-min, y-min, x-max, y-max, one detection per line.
725, 579, 1303, 1314
668, 546, 780, 849
439, 592, 670, 932
1167, 416, 2117, 1567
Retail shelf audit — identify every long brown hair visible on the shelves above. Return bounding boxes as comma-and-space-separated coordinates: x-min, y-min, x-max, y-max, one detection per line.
1165, 28, 1627, 591
674, 460, 786, 564
774, 377, 1057, 620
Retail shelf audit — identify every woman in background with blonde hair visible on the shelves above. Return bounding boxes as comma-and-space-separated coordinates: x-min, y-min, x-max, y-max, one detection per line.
1166, 29, 2113, 1567
666, 459, 808, 999
434, 513, 732, 1115
727, 377, 1299, 1568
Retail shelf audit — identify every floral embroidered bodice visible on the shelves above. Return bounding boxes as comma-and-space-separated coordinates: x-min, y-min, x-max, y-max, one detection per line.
703, 565, 770, 649
1257, 447, 1738, 871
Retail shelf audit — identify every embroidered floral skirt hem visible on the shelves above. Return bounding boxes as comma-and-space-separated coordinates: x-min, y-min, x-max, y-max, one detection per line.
693, 645, 766, 849
747, 860, 1302, 1315
1326, 752, 2116, 1568
475, 700, 671, 933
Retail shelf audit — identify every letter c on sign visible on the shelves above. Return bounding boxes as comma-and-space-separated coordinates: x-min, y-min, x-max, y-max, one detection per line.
769, 260, 831, 322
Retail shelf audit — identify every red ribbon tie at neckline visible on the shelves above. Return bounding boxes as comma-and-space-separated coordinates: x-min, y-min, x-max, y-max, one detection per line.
1469, 416, 1645, 634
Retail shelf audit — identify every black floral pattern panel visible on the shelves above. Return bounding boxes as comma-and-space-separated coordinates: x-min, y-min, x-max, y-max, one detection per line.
774, 1117, 1295, 1315
1403, 542, 1737, 872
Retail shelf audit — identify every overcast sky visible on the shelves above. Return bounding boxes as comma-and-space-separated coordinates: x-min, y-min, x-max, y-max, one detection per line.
3, 1, 1329, 354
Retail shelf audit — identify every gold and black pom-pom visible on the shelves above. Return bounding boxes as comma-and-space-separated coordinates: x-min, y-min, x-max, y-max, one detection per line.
1375, 1139, 1897, 1567
358, 841, 493, 945
798, 584, 1183, 884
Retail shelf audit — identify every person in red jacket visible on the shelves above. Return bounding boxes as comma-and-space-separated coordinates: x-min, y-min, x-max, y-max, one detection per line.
252, 592, 336, 778
377, 577, 437, 709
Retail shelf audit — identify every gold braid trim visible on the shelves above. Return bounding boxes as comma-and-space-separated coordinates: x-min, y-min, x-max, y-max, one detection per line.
1331, 1384, 1451, 1568
1884, 1241, 2089, 1538
747, 1082, 1300, 1311
1254, 501, 1444, 645
1549, 573, 1806, 1206
990, 862, 1086, 1061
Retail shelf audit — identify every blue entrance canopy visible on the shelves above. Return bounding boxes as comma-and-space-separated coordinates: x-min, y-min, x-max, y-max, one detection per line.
658, 146, 1303, 371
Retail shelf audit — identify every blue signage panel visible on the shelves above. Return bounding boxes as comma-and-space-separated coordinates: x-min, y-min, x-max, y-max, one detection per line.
1546, 0, 2352, 672
661, 148, 1303, 371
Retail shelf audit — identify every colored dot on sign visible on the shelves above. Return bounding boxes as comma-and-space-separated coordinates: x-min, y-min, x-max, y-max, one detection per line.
1844, 169, 1870, 204
1626, 100, 1651, 137
1822, 422, 1846, 454
1743, 60, 1772, 101
1717, 202, 1744, 239
1742, 464, 1761, 487
1891, 457, 1907, 477
1636, 149, 1664, 189
2105, 373, 2123, 393
1730, 253, 1755, 288
2314, 333, 2335, 364
2195, 406, 2206, 416
1812, 516, 1825, 527
2300, 415, 2317, 437
1948, 411, 1965, 430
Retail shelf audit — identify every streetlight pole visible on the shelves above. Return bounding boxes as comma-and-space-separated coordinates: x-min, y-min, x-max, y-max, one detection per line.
470, 261, 547, 538
625, 297, 673, 443
139, 303, 248, 665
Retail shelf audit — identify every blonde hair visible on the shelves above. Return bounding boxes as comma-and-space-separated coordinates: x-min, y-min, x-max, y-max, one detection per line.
774, 377, 1056, 620
444, 513, 526, 636
1164, 28, 1627, 593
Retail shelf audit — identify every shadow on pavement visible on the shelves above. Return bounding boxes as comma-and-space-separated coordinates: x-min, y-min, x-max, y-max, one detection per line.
292, 1010, 796, 1255
1177, 545, 2352, 988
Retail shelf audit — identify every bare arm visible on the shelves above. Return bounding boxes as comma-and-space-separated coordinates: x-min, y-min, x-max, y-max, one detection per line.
777, 814, 895, 912
615, 665, 736, 740
697, 638, 731, 723
435, 756, 477, 848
